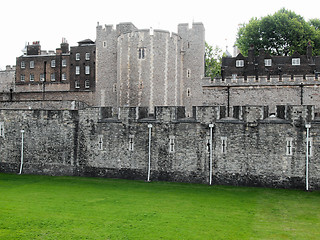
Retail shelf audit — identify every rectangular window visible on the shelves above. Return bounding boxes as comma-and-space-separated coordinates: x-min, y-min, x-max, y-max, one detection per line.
98, 135, 103, 150
286, 138, 293, 156
264, 59, 272, 66
85, 66, 90, 75
103, 41, 107, 48
51, 73, 55, 81
62, 59, 67, 67
76, 53, 80, 61
221, 137, 227, 154
129, 135, 134, 151
85, 80, 90, 88
30, 61, 34, 69
236, 60, 244, 67
187, 69, 191, 78
138, 47, 145, 59
76, 66, 80, 75
232, 74, 237, 83
85, 53, 90, 60
75, 80, 80, 89
21, 61, 25, 69
169, 136, 175, 153
292, 58, 300, 66
51, 60, 56, 68
20, 74, 25, 81
40, 73, 45, 82
62, 73, 67, 81
30, 74, 34, 81
0, 122, 4, 137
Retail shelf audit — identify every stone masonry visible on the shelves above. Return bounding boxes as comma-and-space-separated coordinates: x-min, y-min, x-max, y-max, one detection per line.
0, 105, 319, 190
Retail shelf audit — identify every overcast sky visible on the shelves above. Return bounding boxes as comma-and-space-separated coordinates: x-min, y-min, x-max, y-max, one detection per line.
1, 0, 319, 69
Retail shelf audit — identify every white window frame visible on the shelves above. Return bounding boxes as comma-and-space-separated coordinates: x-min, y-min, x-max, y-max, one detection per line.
76, 53, 80, 61
264, 59, 272, 66
221, 137, 227, 154
85, 80, 90, 89
169, 136, 175, 153
85, 66, 90, 75
51, 60, 56, 68
286, 137, 293, 156
76, 66, 80, 75
21, 61, 25, 69
40, 73, 45, 82
20, 74, 25, 81
75, 80, 80, 89
62, 59, 67, 67
30, 61, 34, 69
98, 135, 103, 150
292, 58, 300, 66
0, 122, 4, 137
236, 60, 244, 67
85, 53, 90, 60
129, 135, 134, 152
51, 73, 55, 81
62, 73, 67, 81
30, 74, 34, 82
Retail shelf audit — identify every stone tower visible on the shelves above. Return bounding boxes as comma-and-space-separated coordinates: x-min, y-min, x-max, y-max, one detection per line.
96, 22, 205, 114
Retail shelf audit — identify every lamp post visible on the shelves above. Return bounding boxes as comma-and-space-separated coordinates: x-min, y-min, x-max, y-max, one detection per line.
209, 123, 214, 185
147, 124, 152, 182
305, 123, 311, 191
19, 130, 25, 175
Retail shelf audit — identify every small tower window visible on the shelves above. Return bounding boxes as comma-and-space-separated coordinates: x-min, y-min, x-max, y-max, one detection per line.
113, 83, 117, 93
169, 136, 175, 153
129, 135, 134, 151
98, 135, 103, 150
286, 138, 293, 156
0, 122, 4, 137
221, 137, 227, 154
187, 69, 191, 78
138, 47, 146, 59
103, 41, 107, 48
187, 88, 191, 97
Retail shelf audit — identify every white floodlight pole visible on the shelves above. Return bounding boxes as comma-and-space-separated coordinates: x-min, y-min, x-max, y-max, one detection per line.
209, 124, 214, 185
19, 130, 25, 175
305, 123, 311, 191
147, 124, 152, 182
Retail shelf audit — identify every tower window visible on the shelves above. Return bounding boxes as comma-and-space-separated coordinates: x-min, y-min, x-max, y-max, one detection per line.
138, 47, 146, 59
129, 135, 134, 151
103, 41, 107, 48
0, 122, 4, 137
187, 69, 191, 78
221, 137, 227, 154
169, 136, 175, 153
286, 138, 293, 156
187, 88, 191, 97
98, 135, 103, 150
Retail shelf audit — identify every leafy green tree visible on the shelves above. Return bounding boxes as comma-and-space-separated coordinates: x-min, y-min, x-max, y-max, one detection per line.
236, 8, 320, 56
205, 42, 224, 78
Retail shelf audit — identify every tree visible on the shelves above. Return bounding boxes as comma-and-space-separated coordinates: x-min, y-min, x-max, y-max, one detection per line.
236, 8, 320, 56
205, 42, 224, 79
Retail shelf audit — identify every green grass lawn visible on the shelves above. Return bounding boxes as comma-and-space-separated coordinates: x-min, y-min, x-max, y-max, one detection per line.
0, 173, 319, 240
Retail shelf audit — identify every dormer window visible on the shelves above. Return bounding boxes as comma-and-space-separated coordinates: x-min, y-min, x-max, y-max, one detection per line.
264, 59, 272, 66
236, 60, 244, 67
292, 58, 300, 66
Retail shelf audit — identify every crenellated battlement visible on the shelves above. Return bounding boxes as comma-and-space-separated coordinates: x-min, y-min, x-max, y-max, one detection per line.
204, 74, 319, 87
94, 105, 314, 126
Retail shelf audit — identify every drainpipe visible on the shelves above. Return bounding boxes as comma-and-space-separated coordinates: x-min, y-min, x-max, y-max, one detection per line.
147, 124, 152, 182
209, 123, 214, 185
18, 130, 25, 175
305, 123, 311, 191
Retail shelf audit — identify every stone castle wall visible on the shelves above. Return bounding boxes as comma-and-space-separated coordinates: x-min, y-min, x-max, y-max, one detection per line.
1, 105, 319, 190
